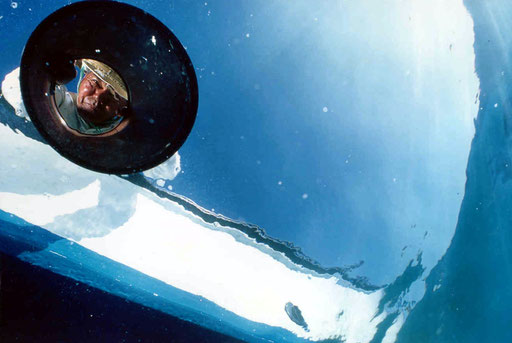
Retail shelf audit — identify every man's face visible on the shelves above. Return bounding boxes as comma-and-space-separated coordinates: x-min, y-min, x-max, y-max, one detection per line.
76, 72, 127, 125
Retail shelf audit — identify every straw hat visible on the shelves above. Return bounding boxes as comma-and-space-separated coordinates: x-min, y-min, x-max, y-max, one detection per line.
80, 59, 128, 100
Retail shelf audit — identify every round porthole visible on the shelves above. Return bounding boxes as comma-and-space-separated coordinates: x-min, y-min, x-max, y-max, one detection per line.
20, 0, 198, 174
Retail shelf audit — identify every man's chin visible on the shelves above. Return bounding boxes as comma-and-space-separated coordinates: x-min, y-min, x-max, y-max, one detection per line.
77, 101, 95, 112
77, 108, 102, 123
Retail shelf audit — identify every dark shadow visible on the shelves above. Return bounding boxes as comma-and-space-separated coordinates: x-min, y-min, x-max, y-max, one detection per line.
0, 91, 42, 141
0, 252, 244, 343
0, 210, 62, 256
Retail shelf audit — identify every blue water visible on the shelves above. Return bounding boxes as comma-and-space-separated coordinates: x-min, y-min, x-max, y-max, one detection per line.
395, 1, 512, 341
0, 0, 477, 286
1, 0, 511, 341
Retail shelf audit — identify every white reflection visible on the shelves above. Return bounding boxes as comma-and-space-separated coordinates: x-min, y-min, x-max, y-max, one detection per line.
78, 193, 384, 340
1, 68, 29, 120
0, 180, 100, 225
142, 153, 181, 182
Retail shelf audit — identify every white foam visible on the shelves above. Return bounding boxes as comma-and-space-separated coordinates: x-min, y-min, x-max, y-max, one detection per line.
1, 67, 29, 120
0, 180, 100, 226
382, 313, 405, 343
143, 153, 181, 181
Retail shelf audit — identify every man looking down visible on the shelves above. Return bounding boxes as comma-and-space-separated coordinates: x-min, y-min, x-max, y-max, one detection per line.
55, 59, 128, 135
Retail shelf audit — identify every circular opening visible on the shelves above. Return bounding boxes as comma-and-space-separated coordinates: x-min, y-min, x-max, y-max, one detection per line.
53, 59, 129, 135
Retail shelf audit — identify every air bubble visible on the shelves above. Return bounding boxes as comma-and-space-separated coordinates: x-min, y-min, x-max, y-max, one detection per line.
11, 2, 18, 9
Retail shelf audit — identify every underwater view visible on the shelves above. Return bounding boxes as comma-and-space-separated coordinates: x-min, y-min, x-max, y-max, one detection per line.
0, 0, 511, 342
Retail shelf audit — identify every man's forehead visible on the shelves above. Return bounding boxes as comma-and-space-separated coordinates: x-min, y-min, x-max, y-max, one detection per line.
80, 59, 129, 100
83, 72, 107, 85
84, 72, 100, 81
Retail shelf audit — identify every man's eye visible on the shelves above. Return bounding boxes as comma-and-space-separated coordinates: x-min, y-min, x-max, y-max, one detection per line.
108, 86, 119, 100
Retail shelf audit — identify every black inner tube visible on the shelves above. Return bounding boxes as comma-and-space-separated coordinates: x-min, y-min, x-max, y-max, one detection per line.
20, 0, 198, 174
